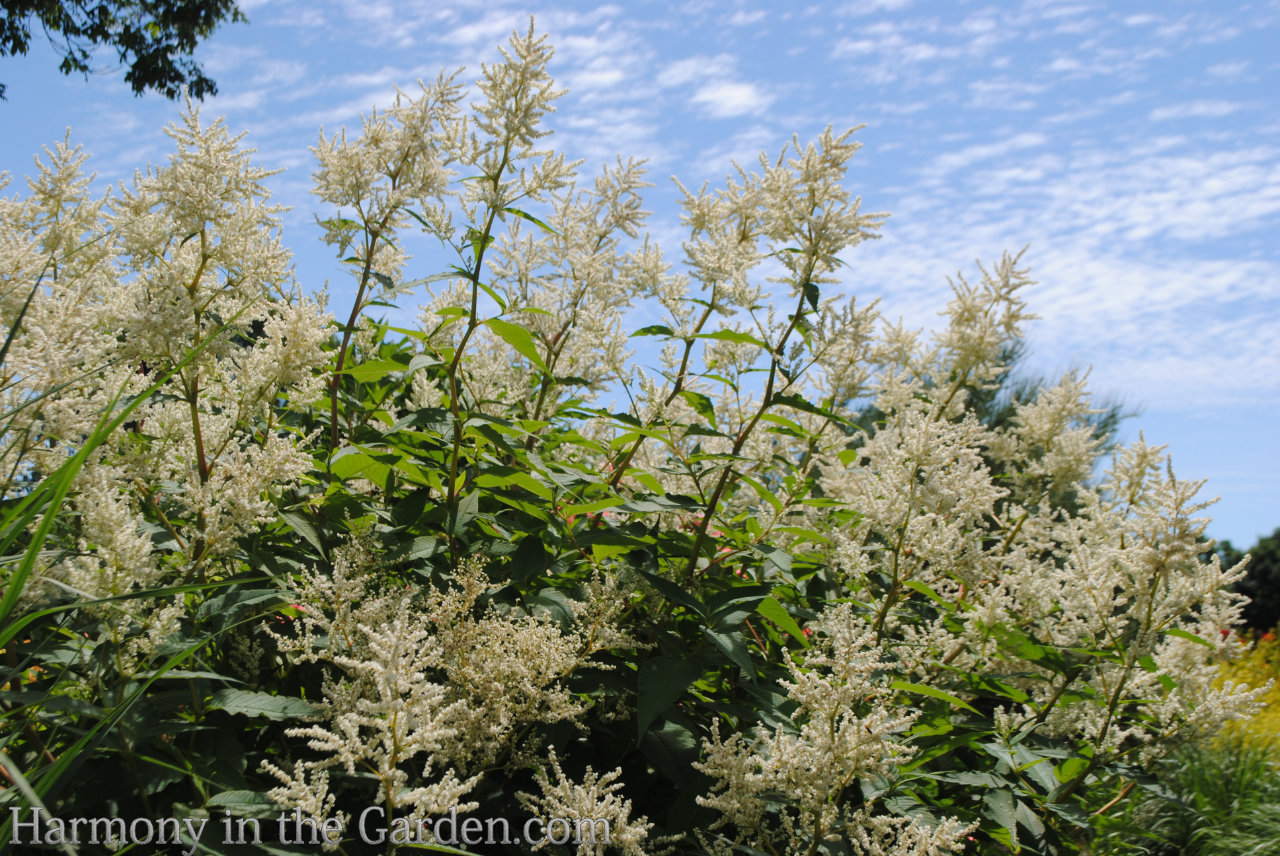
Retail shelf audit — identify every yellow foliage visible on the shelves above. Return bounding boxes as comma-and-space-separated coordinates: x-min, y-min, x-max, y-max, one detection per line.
1218, 629, 1280, 743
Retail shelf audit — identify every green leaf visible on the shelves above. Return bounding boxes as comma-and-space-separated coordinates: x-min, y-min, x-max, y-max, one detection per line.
707, 585, 772, 617
966, 674, 1030, 704
637, 569, 706, 617
527, 588, 576, 629
407, 353, 442, 374
1016, 751, 1061, 793
279, 510, 324, 557
758, 412, 813, 438
704, 628, 754, 675
562, 497, 626, 516
628, 469, 666, 494
637, 657, 702, 740
208, 690, 319, 720
693, 329, 769, 349
904, 579, 954, 610
640, 720, 699, 786
683, 423, 729, 439
1016, 800, 1045, 839
890, 681, 979, 713
403, 208, 436, 232
679, 390, 716, 428
483, 318, 549, 373
770, 391, 843, 423
709, 592, 772, 631
755, 543, 793, 577
617, 494, 700, 514
631, 324, 675, 338
738, 472, 783, 513
339, 358, 406, 382
756, 596, 808, 646
984, 789, 1018, 847
508, 535, 549, 585
206, 790, 279, 818
932, 770, 1006, 788
1165, 627, 1214, 648
451, 491, 480, 536
329, 446, 393, 487
1055, 756, 1089, 784
197, 588, 286, 630
803, 281, 820, 312
475, 279, 508, 312
474, 467, 554, 501
502, 206, 558, 235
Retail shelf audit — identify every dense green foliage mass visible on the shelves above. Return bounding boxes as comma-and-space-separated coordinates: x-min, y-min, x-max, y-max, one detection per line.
1091, 736, 1280, 856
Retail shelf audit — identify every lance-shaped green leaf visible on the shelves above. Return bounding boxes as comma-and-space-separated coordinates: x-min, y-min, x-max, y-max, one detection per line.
692, 328, 770, 349
339, 358, 408, 382
637, 657, 702, 741
631, 324, 674, 338
679, 390, 716, 427
891, 680, 979, 714
483, 318, 549, 373
757, 596, 809, 646
1165, 627, 1214, 648
209, 690, 320, 720
503, 205, 559, 235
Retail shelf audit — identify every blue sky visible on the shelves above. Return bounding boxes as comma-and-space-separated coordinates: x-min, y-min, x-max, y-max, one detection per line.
2, 0, 1277, 548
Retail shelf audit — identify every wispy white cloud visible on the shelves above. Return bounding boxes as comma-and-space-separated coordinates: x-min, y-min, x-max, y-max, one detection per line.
1045, 55, 1083, 73
727, 9, 767, 26
1123, 13, 1162, 27
687, 124, 780, 179
924, 133, 1047, 178
691, 81, 774, 118
859, 126, 1280, 412
1149, 100, 1246, 121
559, 107, 666, 167
440, 8, 528, 48
832, 25, 951, 62
654, 53, 773, 119
870, 100, 930, 115
1206, 60, 1249, 78
656, 54, 735, 88
836, 0, 914, 16
968, 79, 1047, 110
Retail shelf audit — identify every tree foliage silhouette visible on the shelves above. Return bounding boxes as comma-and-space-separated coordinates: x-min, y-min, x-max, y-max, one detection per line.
0, 0, 244, 99
1219, 527, 1280, 632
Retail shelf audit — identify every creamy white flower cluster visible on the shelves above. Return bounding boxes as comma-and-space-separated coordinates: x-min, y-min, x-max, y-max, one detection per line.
517, 748, 655, 856
265, 537, 639, 851
684, 254, 1259, 849
695, 604, 969, 853
1, 98, 330, 662
806, 260, 1262, 744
